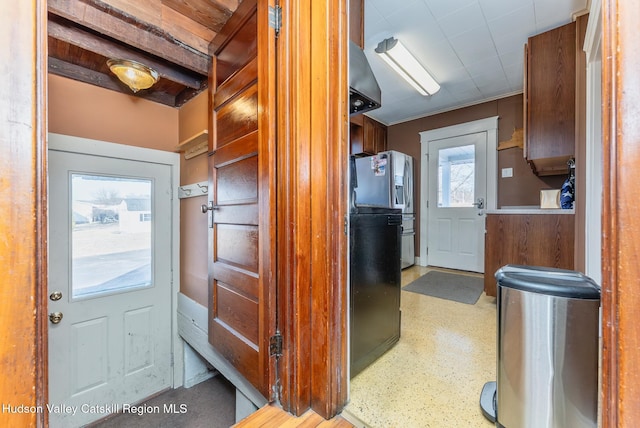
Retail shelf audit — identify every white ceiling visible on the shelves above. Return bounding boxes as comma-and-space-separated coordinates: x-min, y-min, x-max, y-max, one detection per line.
363, 0, 588, 125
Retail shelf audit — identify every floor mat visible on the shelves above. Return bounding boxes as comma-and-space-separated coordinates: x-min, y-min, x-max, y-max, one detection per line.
402, 270, 483, 305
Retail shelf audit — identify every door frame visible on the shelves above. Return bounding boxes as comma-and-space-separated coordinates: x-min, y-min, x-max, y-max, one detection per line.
583, 0, 603, 284
7, 0, 640, 425
48, 133, 184, 390
600, 0, 640, 425
418, 116, 498, 267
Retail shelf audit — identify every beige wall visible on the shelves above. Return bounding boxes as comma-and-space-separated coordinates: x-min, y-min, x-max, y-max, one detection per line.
48, 74, 178, 150
177, 91, 209, 307
386, 94, 565, 258
49, 75, 209, 306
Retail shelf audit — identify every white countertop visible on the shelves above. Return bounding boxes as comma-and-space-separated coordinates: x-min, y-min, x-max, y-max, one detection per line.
486, 208, 575, 215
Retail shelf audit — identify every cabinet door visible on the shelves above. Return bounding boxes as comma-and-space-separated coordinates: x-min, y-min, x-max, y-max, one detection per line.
484, 214, 575, 296
362, 115, 376, 154
526, 22, 576, 174
374, 120, 387, 153
361, 115, 387, 155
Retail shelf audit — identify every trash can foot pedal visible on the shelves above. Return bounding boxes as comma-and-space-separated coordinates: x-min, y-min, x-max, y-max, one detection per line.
480, 381, 496, 423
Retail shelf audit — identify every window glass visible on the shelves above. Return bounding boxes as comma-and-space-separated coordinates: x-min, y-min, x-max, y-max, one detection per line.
71, 174, 152, 298
437, 145, 475, 207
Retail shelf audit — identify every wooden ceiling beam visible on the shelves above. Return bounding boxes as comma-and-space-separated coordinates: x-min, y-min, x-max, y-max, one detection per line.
175, 86, 206, 108
48, 16, 203, 90
48, 0, 210, 75
161, 0, 236, 33
48, 57, 177, 106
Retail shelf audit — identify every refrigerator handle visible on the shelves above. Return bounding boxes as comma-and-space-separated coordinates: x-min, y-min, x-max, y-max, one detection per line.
404, 158, 412, 211
350, 155, 358, 211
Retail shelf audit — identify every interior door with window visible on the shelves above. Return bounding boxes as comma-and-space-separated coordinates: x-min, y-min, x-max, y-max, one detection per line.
206, 0, 277, 399
427, 132, 487, 272
48, 147, 174, 427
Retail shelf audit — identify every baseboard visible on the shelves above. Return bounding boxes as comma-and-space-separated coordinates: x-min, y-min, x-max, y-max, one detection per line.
183, 341, 216, 388
177, 293, 268, 409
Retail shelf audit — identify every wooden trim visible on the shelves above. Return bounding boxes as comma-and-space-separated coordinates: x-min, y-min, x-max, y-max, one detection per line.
256, 0, 278, 402
308, 0, 349, 417
277, 0, 313, 414
601, 0, 640, 425
37, 0, 49, 424
0, 1, 48, 426
601, 1, 617, 426
277, 0, 349, 419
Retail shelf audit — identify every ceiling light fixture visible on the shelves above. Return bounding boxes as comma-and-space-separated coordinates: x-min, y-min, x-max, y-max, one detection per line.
375, 37, 440, 96
106, 59, 159, 93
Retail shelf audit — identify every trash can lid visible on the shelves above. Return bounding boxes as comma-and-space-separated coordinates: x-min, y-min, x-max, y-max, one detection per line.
495, 265, 601, 299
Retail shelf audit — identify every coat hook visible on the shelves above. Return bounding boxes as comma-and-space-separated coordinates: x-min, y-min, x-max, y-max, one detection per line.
196, 183, 208, 193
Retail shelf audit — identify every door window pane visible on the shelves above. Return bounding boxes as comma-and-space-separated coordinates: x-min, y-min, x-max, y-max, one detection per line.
71, 174, 152, 299
437, 145, 475, 207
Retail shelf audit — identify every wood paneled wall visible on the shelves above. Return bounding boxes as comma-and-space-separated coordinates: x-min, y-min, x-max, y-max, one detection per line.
277, 0, 349, 419
601, 0, 640, 425
0, 1, 47, 426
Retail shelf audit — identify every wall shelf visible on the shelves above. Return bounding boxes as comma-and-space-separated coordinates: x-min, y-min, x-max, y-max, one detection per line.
176, 129, 208, 159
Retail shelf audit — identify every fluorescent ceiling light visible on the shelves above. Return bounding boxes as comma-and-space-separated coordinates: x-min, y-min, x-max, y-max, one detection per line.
375, 37, 440, 96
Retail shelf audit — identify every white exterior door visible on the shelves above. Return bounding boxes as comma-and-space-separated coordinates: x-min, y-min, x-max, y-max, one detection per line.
427, 132, 487, 272
48, 142, 175, 427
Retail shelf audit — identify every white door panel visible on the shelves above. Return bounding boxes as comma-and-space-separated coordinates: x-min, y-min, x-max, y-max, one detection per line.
48, 149, 173, 427
427, 132, 486, 272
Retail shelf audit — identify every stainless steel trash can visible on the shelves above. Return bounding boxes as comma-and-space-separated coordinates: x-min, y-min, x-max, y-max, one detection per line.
495, 265, 600, 428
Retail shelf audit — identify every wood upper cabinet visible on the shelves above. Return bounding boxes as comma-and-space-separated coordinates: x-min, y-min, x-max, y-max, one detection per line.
349, 0, 364, 48
351, 115, 387, 155
524, 21, 576, 175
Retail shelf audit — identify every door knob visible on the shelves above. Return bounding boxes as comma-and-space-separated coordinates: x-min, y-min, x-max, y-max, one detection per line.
49, 291, 62, 301
200, 202, 219, 213
49, 312, 63, 324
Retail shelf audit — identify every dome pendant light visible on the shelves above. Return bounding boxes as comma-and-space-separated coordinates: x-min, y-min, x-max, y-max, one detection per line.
107, 59, 159, 93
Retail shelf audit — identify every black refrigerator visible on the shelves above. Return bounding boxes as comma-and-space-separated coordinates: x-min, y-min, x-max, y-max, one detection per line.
349, 205, 402, 378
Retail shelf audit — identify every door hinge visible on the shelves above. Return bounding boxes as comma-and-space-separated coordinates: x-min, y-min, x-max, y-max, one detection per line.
268, 5, 282, 35
269, 332, 283, 357
344, 215, 348, 235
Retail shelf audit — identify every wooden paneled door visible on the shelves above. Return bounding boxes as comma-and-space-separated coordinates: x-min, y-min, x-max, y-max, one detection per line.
206, 0, 277, 399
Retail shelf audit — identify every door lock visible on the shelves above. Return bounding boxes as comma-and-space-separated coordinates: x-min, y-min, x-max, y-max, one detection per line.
472, 198, 485, 209
49, 312, 63, 324
49, 291, 62, 301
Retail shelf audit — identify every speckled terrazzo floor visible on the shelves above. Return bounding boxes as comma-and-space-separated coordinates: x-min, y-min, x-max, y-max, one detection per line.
344, 266, 497, 428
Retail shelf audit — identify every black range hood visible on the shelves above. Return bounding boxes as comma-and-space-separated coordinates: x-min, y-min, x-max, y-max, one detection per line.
349, 40, 381, 115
